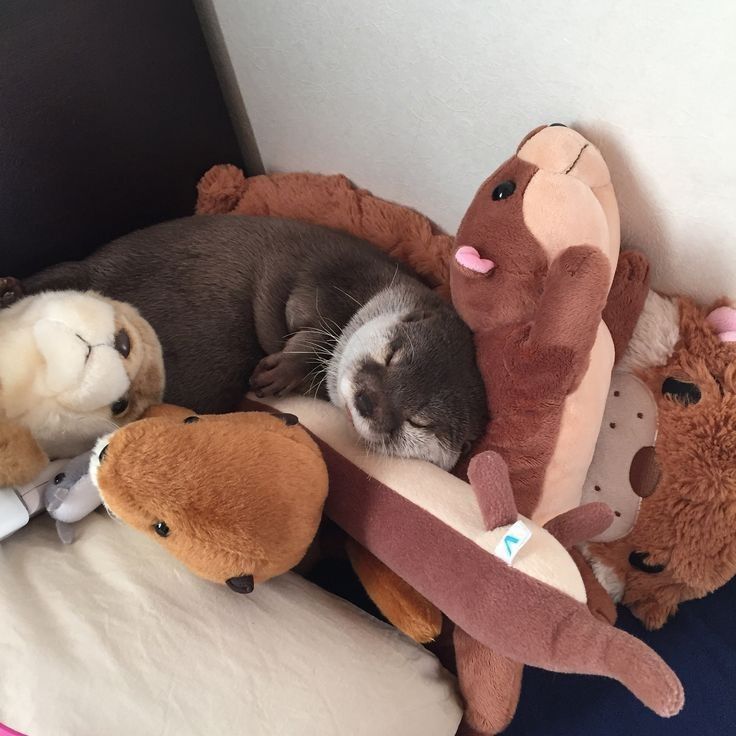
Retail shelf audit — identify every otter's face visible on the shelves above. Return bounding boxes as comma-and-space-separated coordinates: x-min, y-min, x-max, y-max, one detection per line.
328, 306, 487, 470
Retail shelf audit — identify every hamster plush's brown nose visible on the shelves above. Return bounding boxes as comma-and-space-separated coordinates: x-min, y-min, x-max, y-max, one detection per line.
226, 575, 255, 594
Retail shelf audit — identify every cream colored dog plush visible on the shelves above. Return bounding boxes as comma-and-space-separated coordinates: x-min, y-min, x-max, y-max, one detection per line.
0, 290, 164, 486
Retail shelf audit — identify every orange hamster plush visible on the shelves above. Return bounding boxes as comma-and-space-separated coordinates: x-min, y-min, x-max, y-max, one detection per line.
90, 405, 329, 592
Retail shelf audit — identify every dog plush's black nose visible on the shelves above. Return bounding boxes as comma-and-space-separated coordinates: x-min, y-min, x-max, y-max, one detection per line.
354, 390, 375, 419
226, 574, 255, 594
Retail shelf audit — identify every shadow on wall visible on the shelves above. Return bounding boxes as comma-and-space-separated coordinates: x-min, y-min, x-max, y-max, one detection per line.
577, 121, 734, 304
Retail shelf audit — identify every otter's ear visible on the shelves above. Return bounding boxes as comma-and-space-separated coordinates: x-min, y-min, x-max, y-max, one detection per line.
143, 404, 195, 421
402, 309, 434, 323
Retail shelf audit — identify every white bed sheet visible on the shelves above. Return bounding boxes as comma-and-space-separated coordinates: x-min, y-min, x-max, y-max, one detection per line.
0, 513, 461, 736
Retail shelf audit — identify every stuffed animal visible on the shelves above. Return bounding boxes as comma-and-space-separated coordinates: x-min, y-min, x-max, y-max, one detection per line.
246, 393, 684, 720
90, 405, 329, 591
196, 166, 453, 294
193, 149, 666, 733
585, 290, 736, 629
0, 290, 164, 539
0, 451, 101, 544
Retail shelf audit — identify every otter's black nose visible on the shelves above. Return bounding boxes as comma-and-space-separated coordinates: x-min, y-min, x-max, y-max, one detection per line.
354, 390, 375, 419
226, 574, 255, 594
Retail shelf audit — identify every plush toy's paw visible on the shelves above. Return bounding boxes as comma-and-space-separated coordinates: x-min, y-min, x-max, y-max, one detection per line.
615, 250, 650, 287
628, 595, 679, 631
347, 540, 442, 643
555, 244, 610, 283
0, 423, 48, 486
250, 352, 309, 398
0, 277, 23, 308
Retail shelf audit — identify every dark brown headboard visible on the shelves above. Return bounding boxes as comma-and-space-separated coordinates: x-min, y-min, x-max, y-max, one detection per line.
0, 0, 244, 277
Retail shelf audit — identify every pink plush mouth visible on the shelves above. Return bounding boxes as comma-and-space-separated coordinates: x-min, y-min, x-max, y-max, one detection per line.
455, 245, 495, 274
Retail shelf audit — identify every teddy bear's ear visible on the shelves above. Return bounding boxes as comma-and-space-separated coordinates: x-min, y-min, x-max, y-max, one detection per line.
142, 404, 195, 421
706, 305, 736, 342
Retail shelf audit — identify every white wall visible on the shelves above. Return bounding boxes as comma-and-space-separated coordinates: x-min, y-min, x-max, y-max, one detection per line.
199, 0, 736, 302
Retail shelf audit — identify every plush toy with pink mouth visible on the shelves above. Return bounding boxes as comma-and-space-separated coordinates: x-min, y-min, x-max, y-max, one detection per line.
454, 245, 495, 274
451, 124, 621, 523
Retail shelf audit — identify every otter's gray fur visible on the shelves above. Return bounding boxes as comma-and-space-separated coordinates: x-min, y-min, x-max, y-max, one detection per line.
17, 215, 487, 469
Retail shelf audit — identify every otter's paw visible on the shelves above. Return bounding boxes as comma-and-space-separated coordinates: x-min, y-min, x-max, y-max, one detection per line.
0, 277, 23, 308
250, 352, 308, 398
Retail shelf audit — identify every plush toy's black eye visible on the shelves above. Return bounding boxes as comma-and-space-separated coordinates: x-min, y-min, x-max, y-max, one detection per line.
491, 180, 516, 201
54, 473, 65, 485
153, 521, 170, 538
226, 574, 255, 594
111, 397, 129, 416
98, 445, 109, 463
629, 551, 665, 574
661, 377, 701, 406
114, 328, 131, 358
184, 416, 200, 424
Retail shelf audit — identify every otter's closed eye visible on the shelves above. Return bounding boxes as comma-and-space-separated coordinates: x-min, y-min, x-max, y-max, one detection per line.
407, 416, 433, 429
385, 338, 402, 366
661, 377, 701, 406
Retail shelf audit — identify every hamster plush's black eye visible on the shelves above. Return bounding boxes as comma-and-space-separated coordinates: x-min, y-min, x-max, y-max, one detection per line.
153, 521, 170, 538
491, 180, 516, 201
629, 551, 665, 574
111, 397, 129, 416
184, 416, 200, 424
661, 377, 701, 406
54, 473, 65, 485
114, 328, 131, 358
98, 445, 109, 463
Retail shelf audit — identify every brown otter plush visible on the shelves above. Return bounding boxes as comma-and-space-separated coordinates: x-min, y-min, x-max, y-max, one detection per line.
90, 405, 329, 591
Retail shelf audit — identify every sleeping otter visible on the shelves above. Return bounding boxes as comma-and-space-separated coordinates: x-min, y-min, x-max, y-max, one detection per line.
7, 215, 487, 469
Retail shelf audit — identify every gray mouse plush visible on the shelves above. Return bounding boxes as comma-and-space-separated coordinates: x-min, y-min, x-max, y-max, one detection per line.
42, 452, 101, 543
0, 451, 101, 544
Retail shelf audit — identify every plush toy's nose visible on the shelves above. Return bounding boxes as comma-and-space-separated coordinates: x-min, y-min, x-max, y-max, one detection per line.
226, 574, 255, 594
272, 412, 299, 426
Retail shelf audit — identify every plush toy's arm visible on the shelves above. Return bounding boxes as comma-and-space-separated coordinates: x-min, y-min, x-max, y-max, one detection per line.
346, 538, 443, 643
602, 250, 651, 362
453, 626, 523, 735
524, 245, 611, 359
570, 546, 618, 625
0, 421, 48, 486
543, 502, 613, 550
